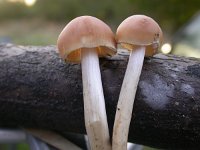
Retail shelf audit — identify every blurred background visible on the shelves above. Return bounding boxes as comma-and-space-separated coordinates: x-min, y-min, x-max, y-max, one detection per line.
0, 0, 200, 149
0, 0, 200, 58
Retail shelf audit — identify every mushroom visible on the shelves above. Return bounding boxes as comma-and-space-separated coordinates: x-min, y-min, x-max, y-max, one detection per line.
57, 16, 116, 150
112, 15, 163, 150
25, 129, 82, 150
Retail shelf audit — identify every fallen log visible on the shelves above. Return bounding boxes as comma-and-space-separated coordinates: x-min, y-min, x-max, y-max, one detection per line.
0, 43, 200, 149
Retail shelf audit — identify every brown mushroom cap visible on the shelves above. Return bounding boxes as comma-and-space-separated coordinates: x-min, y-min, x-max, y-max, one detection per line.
116, 15, 163, 56
57, 16, 116, 62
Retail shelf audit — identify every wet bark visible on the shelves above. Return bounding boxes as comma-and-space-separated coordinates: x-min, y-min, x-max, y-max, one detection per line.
0, 44, 200, 149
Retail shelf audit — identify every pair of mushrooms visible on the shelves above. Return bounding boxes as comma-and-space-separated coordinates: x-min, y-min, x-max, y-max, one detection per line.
57, 15, 162, 150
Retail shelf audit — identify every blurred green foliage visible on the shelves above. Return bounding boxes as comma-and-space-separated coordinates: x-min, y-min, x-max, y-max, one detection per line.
0, 143, 29, 150
0, 0, 200, 33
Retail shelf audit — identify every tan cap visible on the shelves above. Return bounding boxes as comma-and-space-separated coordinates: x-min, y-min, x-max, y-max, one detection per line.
116, 15, 163, 56
57, 16, 116, 62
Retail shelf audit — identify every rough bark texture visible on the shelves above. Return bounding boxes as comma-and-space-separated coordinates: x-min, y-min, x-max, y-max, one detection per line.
0, 44, 200, 149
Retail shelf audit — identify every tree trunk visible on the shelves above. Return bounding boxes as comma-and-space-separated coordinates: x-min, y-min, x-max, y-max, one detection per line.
0, 43, 200, 149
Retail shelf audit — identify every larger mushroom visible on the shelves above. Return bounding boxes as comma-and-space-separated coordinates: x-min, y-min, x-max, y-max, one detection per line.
57, 16, 116, 150
112, 15, 163, 150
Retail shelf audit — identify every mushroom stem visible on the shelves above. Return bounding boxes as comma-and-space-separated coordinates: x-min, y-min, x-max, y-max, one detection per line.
81, 48, 111, 150
112, 46, 145, 150
25, 129, 82, 150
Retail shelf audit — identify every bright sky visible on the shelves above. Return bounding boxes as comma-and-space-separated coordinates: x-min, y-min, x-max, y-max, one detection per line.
7, 0, 37, 6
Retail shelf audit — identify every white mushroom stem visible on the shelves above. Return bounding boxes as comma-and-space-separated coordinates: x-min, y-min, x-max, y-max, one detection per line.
81, 48, 111, 150
112, 46, 145, 150
25, 129, 81, 150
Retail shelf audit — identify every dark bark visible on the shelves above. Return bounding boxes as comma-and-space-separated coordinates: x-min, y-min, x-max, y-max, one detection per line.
0, 43, 200, 149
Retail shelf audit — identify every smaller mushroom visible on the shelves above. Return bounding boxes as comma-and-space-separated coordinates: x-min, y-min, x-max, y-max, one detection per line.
112, 15, 163, 150
57, 16, 116, 150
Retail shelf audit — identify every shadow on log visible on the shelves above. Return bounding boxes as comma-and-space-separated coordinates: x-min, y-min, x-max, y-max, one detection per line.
0, 43, 200, 149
